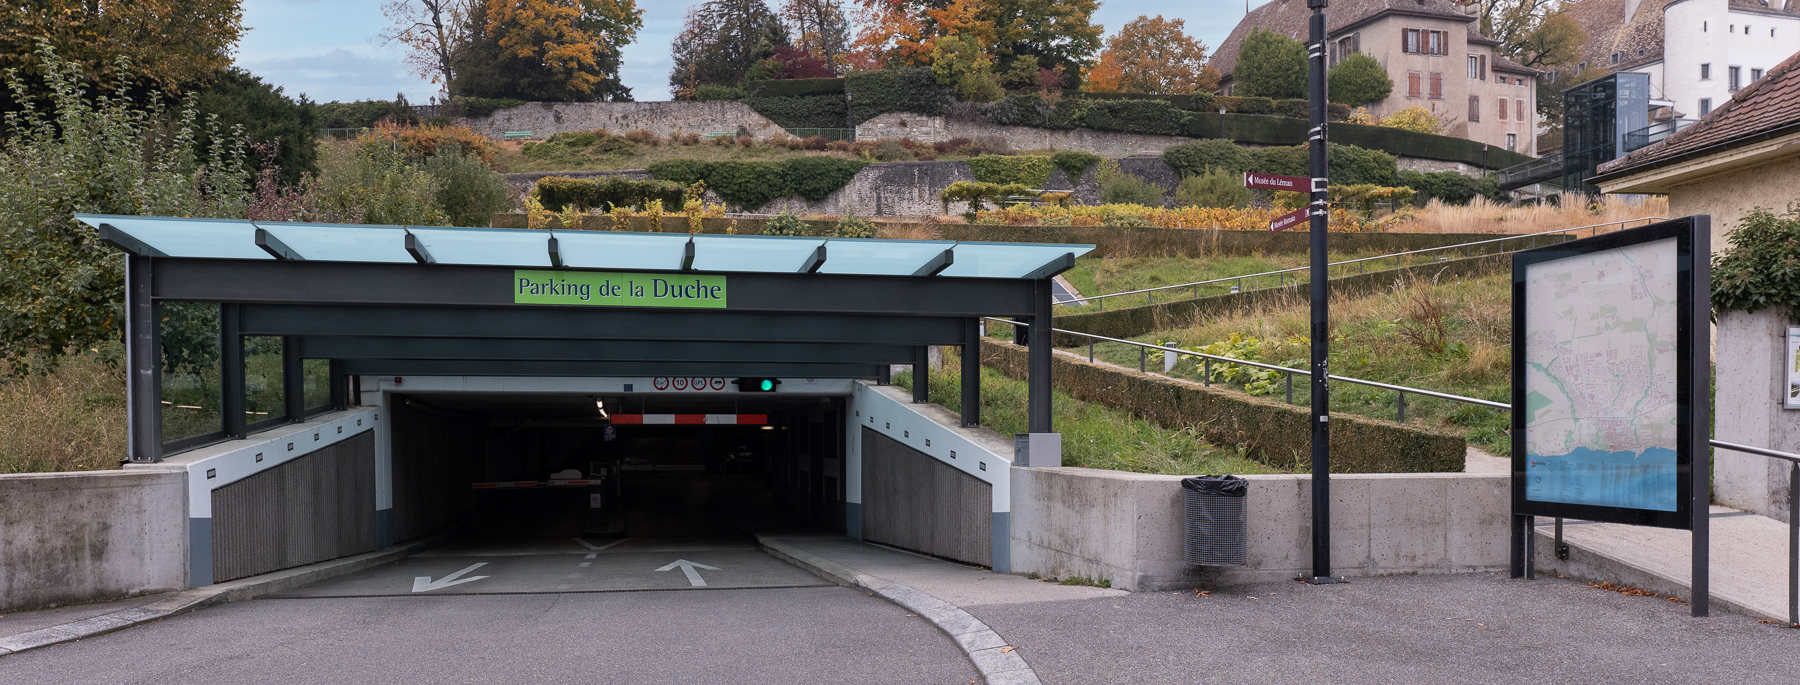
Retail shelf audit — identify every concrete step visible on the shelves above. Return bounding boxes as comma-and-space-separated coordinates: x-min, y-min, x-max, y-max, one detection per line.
1532, 506, 1798, 624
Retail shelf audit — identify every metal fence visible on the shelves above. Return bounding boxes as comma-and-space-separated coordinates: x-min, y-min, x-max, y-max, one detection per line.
783, 127, 853, 142
317, 128, 370, 142
1070, 217, 1668, 310
988, 317, 1800, 626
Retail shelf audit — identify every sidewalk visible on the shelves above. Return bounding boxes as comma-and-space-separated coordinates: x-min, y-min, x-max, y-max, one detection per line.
1536, 505, 1799, 623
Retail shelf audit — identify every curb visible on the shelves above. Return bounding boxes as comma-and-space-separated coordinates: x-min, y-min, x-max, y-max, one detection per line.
758, 537, 1043, 685
0, 527, 458, 658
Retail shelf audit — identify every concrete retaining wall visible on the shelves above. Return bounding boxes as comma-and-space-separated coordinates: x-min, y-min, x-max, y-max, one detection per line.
1009, 467, 1510, 591
1714, 308, 1799, 522
210, 431, 377, 583
453, 101, 786, 141
0, 471, 188, 613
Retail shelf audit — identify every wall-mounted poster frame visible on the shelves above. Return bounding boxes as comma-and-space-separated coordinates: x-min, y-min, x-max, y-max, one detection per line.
1786, 326, 1800, 409
1511, 216, 1710, 532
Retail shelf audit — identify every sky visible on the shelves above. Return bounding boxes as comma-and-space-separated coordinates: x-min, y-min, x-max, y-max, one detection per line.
234, 0, 1261, 104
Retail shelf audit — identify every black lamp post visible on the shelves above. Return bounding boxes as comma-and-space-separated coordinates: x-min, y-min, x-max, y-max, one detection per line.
1305, 0, 1338, 584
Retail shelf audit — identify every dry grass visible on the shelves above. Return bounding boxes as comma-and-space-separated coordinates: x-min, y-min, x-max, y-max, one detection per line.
1386, 194, 1669, 235
0, 351, 126, 473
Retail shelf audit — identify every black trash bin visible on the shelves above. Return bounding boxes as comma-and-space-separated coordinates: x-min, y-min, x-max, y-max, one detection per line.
1182, 475, 1247, 566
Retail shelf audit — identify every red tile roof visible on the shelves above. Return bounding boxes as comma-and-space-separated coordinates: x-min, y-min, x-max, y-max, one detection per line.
1211, 0, 1483, 78
1597, 49, 1800, 176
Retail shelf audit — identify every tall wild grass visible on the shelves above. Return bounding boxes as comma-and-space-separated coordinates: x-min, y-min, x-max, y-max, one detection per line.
1, 350, 126, 473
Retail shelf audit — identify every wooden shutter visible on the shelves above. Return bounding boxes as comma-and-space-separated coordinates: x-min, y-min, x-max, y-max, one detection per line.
1499, 97, 1508, 120
1480, 55, 1487, 79
1517, 99, 1525, 121
1469, 96, 1480, 122
1429, 72, 1442, 98
1408, 72, 1421, 97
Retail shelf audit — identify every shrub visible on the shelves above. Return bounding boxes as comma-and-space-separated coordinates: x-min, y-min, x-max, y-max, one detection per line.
649, 157, 867, 209
674, 132, 703, 146
1234, 28, 1308, 99
967, 155, 1056, 187
191, 67, 320, 186
694, 84, 744, 101
1398, 169, 1501, 206
1327, 53, 1393, 107
1162, 139, 1249, 177
1095, 160, 1165, 206
706, 161, 791, 210
1050, 150, 1100, 182
845, 67, 952, 123
934, 137, 973, 155
1174, 168, 1252, 208
1213, 96, 1274, 115
1328, 143, 1398, 186
425, 146, 512, 226
314, 134, 447, 227
744, 93, 847, 129
1713, 205, 1800, 317
1081, 99, 1191, 136
938, 180, 1040, 219
1188, 90, 1216, 110
1382, 106, 1445, 135
764, 211, 808, 235
646, 159, 713, 185
782, 156, 868, 200
624, 129, 662, 146
391, 123, 501, 164
533, 175, 689, 213
1248, 145, 1308, 176
834, 210, 879, 238
874, 139, 916, 161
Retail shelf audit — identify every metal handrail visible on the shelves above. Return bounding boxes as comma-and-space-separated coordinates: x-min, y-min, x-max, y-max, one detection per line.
989, 316, 1797, 625
1071, 217, 1668, 309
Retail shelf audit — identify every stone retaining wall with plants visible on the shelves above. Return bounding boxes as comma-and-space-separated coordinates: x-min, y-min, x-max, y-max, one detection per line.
981, 339, 1465, 473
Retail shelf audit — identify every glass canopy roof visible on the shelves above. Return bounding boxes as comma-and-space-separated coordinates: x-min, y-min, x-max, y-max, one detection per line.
76, 215, 1092, 280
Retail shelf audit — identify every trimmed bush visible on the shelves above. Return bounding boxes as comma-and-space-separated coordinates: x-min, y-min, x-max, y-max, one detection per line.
1080, 99, 1192, 136
1050, 150, 1100, 183
1329, 143, 1398, 186
844, 67, 951, 122
694, 84, 744, 101
1162, 139, 1250, 177
1399, 169, 1502, 206
782, 156, 869, 200
534, 176, 689, 212
967, 155, 1056, 187
981, 339, 1465, 473
1249, 145, 1308, 176
646, 157, 868, 210
1214, 95, 1274, 115
453, 96, 526, 118
745, 78, 845, 98
1173, 168, 1252, 208
1331, 122, 1533, 170
708, 161, 791, 210
744, 94, 847, 129
645, 159, 712, 185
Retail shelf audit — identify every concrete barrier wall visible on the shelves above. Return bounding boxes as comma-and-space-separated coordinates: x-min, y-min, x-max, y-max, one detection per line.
0, 471, 188, 613
1714, 308, 1799, 522
1010, 467, 1509, 591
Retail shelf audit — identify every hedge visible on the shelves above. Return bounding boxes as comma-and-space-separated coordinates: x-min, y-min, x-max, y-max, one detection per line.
645, 157, 868, 210
845, 67, 951, 123
981, 339, 1465, 473
1399, 169, 1504, 205
745, 78, 845, 98
967, 155, 1056, 186
1050, 150, 1100, 182
1174, 113, 1529, 170
1161, 140, 1397, 186
745, 94, 847, 129
1055, 252, 1522, 342
534, 176, 689, 212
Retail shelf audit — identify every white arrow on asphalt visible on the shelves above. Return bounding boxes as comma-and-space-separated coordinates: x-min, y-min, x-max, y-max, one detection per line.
413, 562, 490, 593
656, 559, 720, 587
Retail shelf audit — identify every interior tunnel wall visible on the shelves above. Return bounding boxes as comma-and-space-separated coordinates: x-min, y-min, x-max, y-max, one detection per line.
860, 428, 993, 567
390, 398, 483, 542
210, 431, 376, 583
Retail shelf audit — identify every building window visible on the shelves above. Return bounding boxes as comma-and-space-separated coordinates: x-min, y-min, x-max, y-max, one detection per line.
1700, 98, 1713, 115
1429, 30, 1445, 55
1752, 68, 1764, 82
1701, 63, 1711, 80
1610, 51, 1622, 65
1576, 62, 1587, 75
1469, 95, 1481, 122
1405, 29, 1420, 54
1638, 48, 1646, 57
1429, 72, 1443, 99
1517, 99, 1525, 121
1506, 133, 1517, 152
1468, 55, 1479, 78
1499, 97, 1509, 120
1547, 70, 1560, 82
1730, 66, 1741, 91
1408, 71, 1422, 98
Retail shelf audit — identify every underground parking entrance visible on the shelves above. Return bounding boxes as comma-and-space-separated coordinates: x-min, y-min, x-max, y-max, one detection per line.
89, 214, 1086, 597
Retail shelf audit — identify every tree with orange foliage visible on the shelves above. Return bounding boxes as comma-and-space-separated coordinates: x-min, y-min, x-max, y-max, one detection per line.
1084, 15, 1219, 95
850, 0, 1098, 89
0, 0, 244, 98
483, 0, 640, 97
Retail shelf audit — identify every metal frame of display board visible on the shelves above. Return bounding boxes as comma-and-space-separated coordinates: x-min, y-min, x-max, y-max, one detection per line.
1508, 215, 1711, 616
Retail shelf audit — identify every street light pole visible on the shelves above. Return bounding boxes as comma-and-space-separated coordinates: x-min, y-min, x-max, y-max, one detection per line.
1306, 0, 1337, 584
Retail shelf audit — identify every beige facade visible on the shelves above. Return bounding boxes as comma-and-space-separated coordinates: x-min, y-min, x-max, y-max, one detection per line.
1592, 129, 1800, 245
1330, 15, 1539, 155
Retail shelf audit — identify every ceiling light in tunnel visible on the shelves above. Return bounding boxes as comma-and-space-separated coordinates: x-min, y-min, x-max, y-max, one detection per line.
761, 426, 774, 430
595, 398, 609, 418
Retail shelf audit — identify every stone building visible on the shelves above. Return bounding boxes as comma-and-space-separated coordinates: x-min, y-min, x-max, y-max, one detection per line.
1212, 0, 1540, 154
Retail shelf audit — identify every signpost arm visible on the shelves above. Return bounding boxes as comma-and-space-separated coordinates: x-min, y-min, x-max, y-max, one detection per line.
1306, 0, 1334, 583
1691, 215, 1712, 617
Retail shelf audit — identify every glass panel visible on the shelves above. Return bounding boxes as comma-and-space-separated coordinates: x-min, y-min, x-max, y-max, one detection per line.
691, 235, 827, 273
257, 222, 413, 263
815, 239, 956, 276
554, 231, 690, 271
939, 243, 1084, 279
244, 337, 285, 424
76, 215, 268, 260
408, 226, 553, 267
160, 303, 220, 442
303, 359, 331, 410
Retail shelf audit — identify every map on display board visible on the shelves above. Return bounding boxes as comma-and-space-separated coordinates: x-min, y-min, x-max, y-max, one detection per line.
1521, 237, 1679, 512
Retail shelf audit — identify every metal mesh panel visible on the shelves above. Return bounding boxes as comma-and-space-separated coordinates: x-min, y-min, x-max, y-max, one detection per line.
860, 427, 992, 567
1183, 489, 1246, 566
211, 431, 376, 582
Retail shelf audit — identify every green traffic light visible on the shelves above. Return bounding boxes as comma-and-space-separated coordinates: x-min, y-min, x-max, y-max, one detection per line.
760, 379, 773, 391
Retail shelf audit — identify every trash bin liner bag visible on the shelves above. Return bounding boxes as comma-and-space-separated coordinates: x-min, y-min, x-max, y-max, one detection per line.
1180, 474, 1247, 497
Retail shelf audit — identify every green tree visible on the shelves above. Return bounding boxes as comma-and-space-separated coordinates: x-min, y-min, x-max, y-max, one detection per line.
987, 0, 1103, 90
192, 68, 320, 186
1326, 53, 1392, 106
931, 35, 1003, 102
0, 45, 253, 372
669, 0, 790, 95
0, 0, 244, 106
1233, 28, 1307, 99
451, 0, 642, 101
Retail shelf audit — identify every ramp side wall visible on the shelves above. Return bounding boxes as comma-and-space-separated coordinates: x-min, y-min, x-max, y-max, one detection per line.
0, 470, 187, 613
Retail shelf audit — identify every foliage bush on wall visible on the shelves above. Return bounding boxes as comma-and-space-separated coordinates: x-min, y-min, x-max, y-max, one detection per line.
1398, 170, 1503, 206
744, 94, 847, 130
646, 157, 868, 210
1161, 140, 1397, 186
1050, 150, 1100, 182
534, 176, 690, 212
1712, 206, 1800, 319
967, 155, 1056, 187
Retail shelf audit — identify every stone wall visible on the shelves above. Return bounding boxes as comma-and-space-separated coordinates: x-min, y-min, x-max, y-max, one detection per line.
0, 470, 188, 612
1009, 467, 1510, 591
758, 160, 977, 216
454, 102, 786, 141
856, 112, 1193, 157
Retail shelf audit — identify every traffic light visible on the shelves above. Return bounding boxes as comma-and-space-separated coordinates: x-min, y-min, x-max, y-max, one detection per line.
735, 378, 780, 392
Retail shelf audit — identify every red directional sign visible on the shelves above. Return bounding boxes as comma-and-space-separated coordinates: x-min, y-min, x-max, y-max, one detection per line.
1244, 172, 1309, 191
1268, 208, 1309, 232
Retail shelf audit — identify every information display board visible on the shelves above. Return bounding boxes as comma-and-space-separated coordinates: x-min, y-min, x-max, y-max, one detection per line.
1512, 218, 1705, 529
1786, 326, 1800, 409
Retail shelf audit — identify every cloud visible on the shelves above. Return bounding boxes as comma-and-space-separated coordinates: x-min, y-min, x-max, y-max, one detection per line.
236, 48, 439, 103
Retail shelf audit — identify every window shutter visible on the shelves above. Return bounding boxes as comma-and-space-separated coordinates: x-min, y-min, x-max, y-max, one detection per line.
1517, 99, 1525, 121
1429, 72, 1442, 98
1499, 97, 1508, 120
1480, 55, 1487, 79
1469, 96, 1480, 122
1408, 72, 1421, 97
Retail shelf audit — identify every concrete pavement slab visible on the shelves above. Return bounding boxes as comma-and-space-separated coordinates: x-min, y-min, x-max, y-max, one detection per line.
266, 548, 832, 597
0, 594, 165, 641
765, 535, 1126, 607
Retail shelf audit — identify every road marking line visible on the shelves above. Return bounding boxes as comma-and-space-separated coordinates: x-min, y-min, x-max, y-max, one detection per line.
655, 559, 720, 587
574, 538, 629, 552
585, 553, 597, 559
413, 562, 490, 593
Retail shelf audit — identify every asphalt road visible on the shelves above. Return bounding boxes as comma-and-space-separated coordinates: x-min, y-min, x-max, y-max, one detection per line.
972, 572, 1800, 685
0, 584, 975, 685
